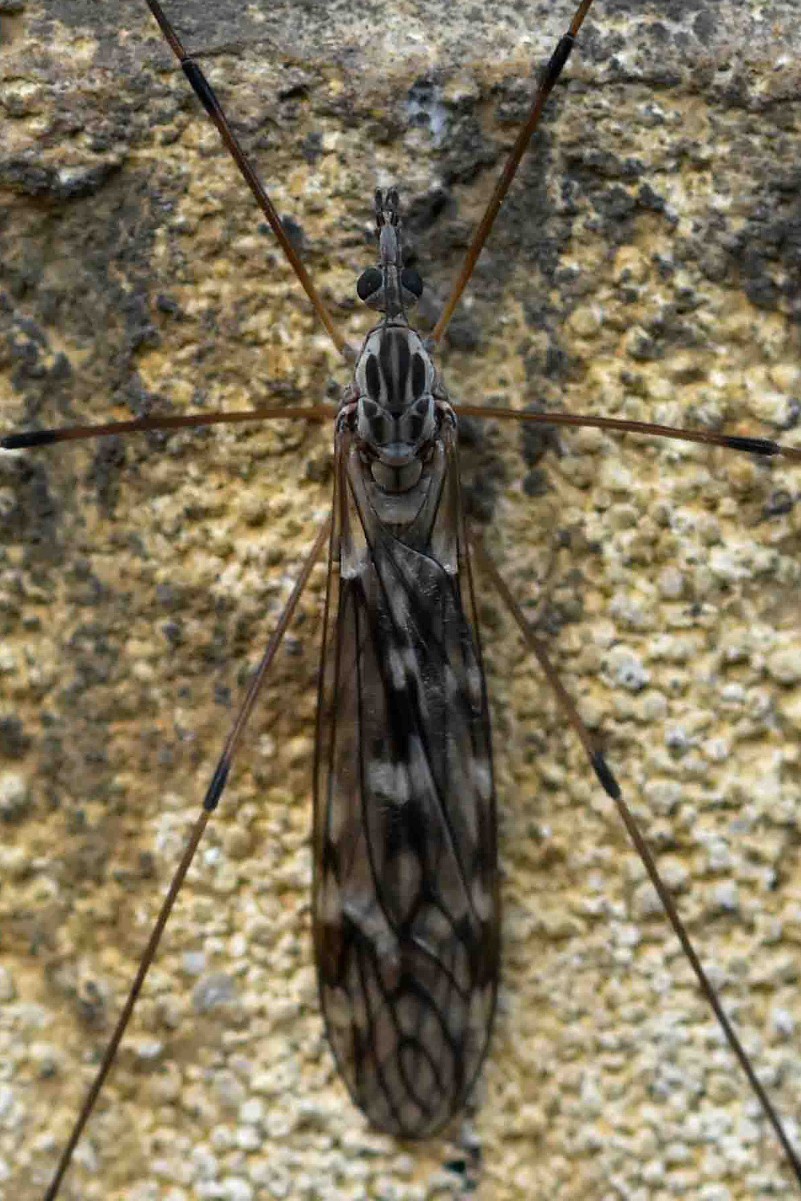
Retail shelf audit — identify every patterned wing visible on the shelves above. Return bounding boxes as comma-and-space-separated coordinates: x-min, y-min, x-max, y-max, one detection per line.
313, 435, 499, 1137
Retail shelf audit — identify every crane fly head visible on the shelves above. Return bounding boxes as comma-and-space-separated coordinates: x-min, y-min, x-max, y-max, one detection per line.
355, 187, 424, 319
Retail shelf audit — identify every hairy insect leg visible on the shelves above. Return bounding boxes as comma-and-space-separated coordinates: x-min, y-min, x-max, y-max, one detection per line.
143, 0, 351, 359
1, 404, 337, 451
432, 0, 597, 344
471, 535, 801, 1191
43, 516, 331, 1201
457, 404, 801, 463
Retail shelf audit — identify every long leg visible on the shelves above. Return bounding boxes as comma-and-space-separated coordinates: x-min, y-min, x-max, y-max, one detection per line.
1, 404, 337, 450
471, 534, 801, 1190
456, 404, 801, 462
43, 515, 331, 1201
143, 1, 352, 360
432, 0, 597, 344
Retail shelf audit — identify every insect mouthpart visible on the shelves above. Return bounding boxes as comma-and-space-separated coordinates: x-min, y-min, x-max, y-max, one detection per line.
355, 187, 425, 315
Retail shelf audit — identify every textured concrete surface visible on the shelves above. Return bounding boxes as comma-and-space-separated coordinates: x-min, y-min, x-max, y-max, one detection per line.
1, 1, 801, 1199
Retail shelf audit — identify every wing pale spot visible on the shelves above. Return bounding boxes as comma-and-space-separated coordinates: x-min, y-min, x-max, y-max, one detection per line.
393, 848, 423, 916
473, 758, 493, 803
408, 734, 434, 795
368, 758, 411, 805
468, 983, 494, 1037
387, 646, 406, 690
444, 664, 461, 702
447, 939, 472, 994
394, 994, 420, 1036
344, 960, 370, 1032
471, 879, 493, 922
323, 984, 352, 1032
413, 906, 452, 948
466, 666, 484, 708
343, 893, 398, 965
319, 874, 343, 925
399, 1042, 438, 1105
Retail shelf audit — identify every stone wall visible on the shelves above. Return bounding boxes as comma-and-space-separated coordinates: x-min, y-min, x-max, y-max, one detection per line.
1, 2, 800, 1198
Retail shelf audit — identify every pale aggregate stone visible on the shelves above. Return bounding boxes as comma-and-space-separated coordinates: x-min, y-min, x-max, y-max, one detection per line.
0, 770, 30, 819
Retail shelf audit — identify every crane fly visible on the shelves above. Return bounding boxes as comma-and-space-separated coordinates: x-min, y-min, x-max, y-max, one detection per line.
2, 0, 801, 1197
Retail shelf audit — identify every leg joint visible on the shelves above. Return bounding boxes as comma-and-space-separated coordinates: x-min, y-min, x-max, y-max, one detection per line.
182, 58, 220, 120
544, 32, 576, 91
203, 760, 230, 811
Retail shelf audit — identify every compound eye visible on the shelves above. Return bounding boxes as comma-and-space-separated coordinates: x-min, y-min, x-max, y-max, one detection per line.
400, 267, 423, 298
357, 267, 383, 301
